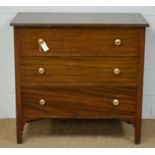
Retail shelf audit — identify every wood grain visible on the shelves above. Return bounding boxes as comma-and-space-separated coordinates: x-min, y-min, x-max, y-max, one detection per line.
22, 85, 137, 119
134, 28, 146, 144
14, 28, 24, 144
21, 57, 138, 86
17, 28, 139, 57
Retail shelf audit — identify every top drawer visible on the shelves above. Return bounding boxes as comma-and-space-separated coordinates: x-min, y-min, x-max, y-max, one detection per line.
17, 27, 139, 57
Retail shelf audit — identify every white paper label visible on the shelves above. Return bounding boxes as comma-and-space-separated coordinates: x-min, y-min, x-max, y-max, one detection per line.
40, 41, 49, 52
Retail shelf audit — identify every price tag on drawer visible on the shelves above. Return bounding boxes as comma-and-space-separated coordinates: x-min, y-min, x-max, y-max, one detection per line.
38, 39, 49, 52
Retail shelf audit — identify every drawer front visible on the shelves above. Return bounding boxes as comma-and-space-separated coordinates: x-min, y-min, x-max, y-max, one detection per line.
21, 57, 138, 86
22, 85, 137, 118
18, 28, 139, 57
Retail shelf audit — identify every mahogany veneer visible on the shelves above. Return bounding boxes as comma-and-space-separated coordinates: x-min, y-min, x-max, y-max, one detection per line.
11, 13, 149, 144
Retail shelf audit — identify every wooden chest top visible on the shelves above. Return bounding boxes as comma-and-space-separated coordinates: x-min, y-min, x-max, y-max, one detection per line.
10, 13, 149, 27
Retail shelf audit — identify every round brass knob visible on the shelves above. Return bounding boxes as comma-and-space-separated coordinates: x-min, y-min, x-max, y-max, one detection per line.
113, 68, 120, 75
114, 39, 122, 46
113, 99, 119, 106
38, 67, 45, 74
39, 99, 46, 106
38, 38, 44, 44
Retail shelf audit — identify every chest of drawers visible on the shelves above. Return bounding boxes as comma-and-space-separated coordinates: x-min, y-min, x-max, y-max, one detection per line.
11, 13, 149, 144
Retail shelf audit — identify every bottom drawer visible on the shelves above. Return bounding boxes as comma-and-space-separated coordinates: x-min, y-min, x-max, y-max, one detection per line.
22, 84, 137, 119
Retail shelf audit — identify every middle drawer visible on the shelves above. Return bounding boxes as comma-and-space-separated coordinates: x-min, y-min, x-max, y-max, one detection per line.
21, 57, 138, 86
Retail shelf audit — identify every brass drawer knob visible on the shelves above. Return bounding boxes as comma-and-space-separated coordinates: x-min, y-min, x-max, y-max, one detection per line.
114, 39, 122, 46
39, 99, 46, 106
113, 68, 120, 75
38, 67, 45, 74
113, 99, 119, 106
38, 38, 49, 52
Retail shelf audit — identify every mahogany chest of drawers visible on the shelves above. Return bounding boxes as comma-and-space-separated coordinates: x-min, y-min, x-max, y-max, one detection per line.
11, 13, 149, 144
